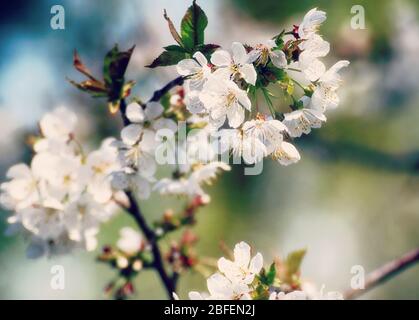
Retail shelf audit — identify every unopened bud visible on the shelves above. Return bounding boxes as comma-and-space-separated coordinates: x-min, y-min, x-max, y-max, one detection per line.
116, 256, 129, 269
132, 259, 143, 271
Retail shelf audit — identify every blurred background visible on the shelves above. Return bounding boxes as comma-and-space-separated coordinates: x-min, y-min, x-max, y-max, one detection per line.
0, 0, 418, 299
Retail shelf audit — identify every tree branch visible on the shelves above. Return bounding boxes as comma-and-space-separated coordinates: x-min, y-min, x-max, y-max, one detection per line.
125, 191, 176, 299
149, 76, 185, 103
118, 76, 185, 299
343, 248, 419, 300
116, 76, 193, 299
119, 99, 130, 126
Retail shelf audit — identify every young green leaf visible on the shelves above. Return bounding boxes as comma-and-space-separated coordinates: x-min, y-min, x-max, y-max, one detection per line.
146, 49, 188, 68
285, 248, 306, 278
181, 0, 208, 52
103, 45, 135, 103
195, 43, 220, 57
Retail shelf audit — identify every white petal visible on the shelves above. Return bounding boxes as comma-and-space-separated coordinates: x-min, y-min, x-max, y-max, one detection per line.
218, 257, 235, 275
176, 59, 200, 76
153, 118, 178, 133
111, 172, 129, 190
6, 164, 31, 179
211, 50, 231, 67
247, 49, 261, 64
227, 103, 245, 128
234, 242, 251, 268
304, 59, 326, 82
126, 102, 145, 123
270, 50, 288, 68
236, 89, 252, 111
144, 102, 164, 120
231, 42, 248, 65
212, 67, 232, 80
249, 252, 263, 274
211, 106, 227, 122
193, 51, 208, 66
275, 142, 301, 166
132, 176, 151, 200
207, 273, 232, 298
239, 64, 257, 85
121, 124, 142, 145
185, 91, 205, 114
319, 60, 350, 87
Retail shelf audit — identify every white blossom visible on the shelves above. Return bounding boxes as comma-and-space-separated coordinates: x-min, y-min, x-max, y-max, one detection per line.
242, 116, 288, 153
299, 34, 330, 81
248, 40, 287, 69
220, 129, 267, 165
200, 78, 251, 128
0, 107, 122, 258
311, 60, 350, 111
283, 96, 327, 137
177, 51, 211, 90
153, 162, 230, 198
298, 8, 327, 39
271, 141, 301, 166
211, 42, 257, 85
218, 241, 263, 285
190, 273, 252, 300
116, 227, 143, 255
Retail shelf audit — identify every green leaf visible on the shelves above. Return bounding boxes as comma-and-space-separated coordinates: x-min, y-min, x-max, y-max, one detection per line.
181, 0, 208, 52
285, 248, 306, 277
103, 45, 135, 102
273, 30, 285, 48
266, 263, 277, 285
146, 49, 188, 68
164, 45, 187, 53
195, 43, 220, 56
258, 263, 276, 286
103, 45, 134, 89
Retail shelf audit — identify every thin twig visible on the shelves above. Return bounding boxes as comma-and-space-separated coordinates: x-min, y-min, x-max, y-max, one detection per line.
343, 248, 419, 300
149, 76, 185, 102
119, 98, 130, 126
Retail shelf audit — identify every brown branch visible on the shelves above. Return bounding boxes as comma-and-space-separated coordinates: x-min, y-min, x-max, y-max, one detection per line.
343, 248, 419, 300
117, 77, 187, 299
120, 75, 184, 126
125, 191, 177, 299
148, 76, 184, 103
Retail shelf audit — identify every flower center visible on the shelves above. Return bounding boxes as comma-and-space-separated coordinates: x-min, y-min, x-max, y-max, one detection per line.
272, 147, 291, 161
226, 91, 237, 107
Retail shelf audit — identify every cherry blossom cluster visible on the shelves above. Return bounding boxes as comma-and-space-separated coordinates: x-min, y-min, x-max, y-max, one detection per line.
0, 107, 123, 258
176, 8, 349, 166
110, 99, 231, 200
108, 8, 349, 202
174, 241, 343, 300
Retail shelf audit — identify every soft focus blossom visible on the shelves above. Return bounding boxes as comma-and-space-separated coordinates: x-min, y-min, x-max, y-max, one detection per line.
0, 107, 121, 258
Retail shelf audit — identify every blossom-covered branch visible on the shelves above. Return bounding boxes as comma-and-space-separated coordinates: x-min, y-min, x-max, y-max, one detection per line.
0, 1, 358, 300
174, 242, 343, 300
